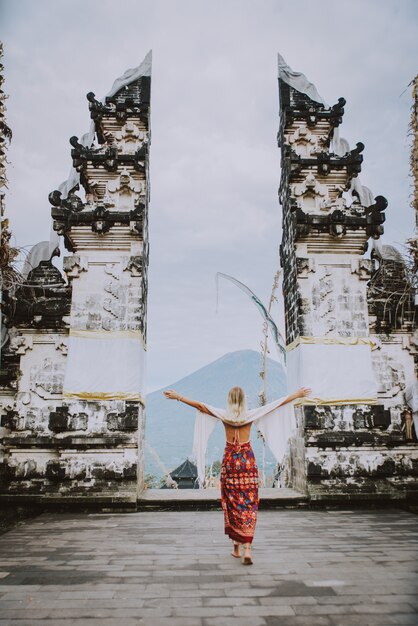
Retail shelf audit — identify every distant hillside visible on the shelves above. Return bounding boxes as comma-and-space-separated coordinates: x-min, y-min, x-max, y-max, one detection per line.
144, 349, 287, 479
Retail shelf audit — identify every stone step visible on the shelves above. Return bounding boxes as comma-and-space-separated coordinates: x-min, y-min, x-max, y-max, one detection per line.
138, 487, 308, 511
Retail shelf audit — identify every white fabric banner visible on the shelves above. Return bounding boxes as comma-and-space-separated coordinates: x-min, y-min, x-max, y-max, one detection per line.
287, 341, 378, 405
277, 53, 326, 105
63, 330, 145, 402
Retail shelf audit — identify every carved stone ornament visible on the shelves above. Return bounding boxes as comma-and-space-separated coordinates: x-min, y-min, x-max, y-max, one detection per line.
351, 258, 372, 280
123, 256, 142, 277
115, 122, 148, 154
372, 352, 406, 398
55, 338, 68, 355
10, 334, 33, 355
63, 255, 88, 278
287, 123, 327, 157
103, 169, 144, 211
402, 331, 418, 357
91, 205, 111, 234
104, 263, 121, 280
296, 257, 316, 278
30, 358, 65, 399
292, 172, 329, 212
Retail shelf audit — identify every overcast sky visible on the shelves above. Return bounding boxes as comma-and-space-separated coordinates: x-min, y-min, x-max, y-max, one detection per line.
1, 0, 417, 392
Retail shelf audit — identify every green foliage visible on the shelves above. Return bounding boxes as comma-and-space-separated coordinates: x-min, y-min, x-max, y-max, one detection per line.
206, 459, 221, 477
144, 473, 159, 489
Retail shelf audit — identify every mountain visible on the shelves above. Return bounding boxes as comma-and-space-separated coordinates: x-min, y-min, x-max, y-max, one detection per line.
144, 349, 287, 479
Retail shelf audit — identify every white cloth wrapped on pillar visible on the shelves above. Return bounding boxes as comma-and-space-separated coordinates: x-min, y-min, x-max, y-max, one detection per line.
286, 336, 378, 405
63, 329, 145, 402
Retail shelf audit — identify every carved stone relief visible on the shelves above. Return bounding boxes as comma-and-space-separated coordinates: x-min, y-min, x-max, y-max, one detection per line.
372, 351, 406, 397
286, 123, 327, 157
63, 255, 88, 279
103, 169, 144, 211
30, 358, 65, 399
115, 122, 148, 153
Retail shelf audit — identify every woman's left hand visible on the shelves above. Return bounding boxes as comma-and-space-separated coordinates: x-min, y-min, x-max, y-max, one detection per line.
296, 387, 312, 398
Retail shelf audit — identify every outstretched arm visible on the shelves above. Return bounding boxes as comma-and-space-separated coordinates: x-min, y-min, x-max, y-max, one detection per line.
282, 387, 311, 405
163, 389, 215, 416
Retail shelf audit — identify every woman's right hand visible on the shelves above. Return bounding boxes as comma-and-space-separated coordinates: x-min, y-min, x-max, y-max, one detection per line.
295, 387, 311, 398
164, 389, 179, 400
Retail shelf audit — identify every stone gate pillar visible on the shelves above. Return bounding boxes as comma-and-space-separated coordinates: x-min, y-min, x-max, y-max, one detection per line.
277, 56, 418, 502
0, 55, 151, 508
49, 67, 151, 505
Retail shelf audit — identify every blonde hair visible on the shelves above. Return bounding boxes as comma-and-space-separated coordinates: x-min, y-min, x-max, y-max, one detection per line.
226, 386, 247, 422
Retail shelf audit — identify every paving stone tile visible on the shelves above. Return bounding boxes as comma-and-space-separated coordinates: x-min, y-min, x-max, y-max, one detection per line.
329, 614, 418, 625
352, 603, 417, 615
170, 588, 226, 597
233, 605, 295, 617
172, 606, 234, 617
0, 610, 50, 620
140, 620, 203, 626
203, 597, 258, 607
259, 596, 317, 605
57, 590, 115, 599
45, 606, 171, 618
265, 618, 332, 626
225, 587, 276, 597
143, 597, 203, 608
204, 619, 266, 626
294, 604, 358, 615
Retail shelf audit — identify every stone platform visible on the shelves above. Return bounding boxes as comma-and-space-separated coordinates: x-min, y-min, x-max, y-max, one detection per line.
138, 487, 307, 510
0, 508, 417, 625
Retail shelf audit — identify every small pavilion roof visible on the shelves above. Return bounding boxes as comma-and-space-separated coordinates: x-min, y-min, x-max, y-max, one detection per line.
170, 459, 198, 480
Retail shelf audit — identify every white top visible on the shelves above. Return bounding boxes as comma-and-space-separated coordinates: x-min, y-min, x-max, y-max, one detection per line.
192, 396, 295, 486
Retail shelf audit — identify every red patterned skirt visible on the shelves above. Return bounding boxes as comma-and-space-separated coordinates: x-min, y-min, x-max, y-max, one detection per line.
220, 441, 259, 544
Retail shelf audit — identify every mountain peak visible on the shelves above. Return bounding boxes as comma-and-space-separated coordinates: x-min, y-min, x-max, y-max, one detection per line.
152, 348, 283, 396
145, 349, 287, 478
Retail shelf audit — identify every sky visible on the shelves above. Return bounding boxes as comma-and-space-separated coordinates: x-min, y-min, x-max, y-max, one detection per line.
1, 0, 417, 392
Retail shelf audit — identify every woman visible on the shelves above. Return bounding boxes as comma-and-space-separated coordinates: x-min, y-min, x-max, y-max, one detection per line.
164, 385, 311, 565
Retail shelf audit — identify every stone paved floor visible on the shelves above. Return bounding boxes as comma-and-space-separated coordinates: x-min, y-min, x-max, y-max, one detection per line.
0, 508, 417, 625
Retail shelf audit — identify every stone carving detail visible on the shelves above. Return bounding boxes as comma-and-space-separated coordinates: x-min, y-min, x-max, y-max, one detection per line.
63, 256, 88, 278
296, 257, 316, 278
308, 267, 368, 337
30, 358, 65, 399
372, 352, 406, 397
305, 448, 416, 480
55, 339, 68, 355
103, 169, 144, 212
104, 263, 121, 279
351, 258, 372, 280
67, 459, 88, 480
292, 172, 329, 212
68, 412, 88, 430
10, 335, 33, 355
123, 256, 142, 277
402, 331, 418, 357
115, 123, 148, 153
10, 458, 38, 478
286, 123, 327, 157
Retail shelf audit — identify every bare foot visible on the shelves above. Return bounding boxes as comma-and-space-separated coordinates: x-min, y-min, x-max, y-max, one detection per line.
242, 543, 253, 565
231, 541, 241, 558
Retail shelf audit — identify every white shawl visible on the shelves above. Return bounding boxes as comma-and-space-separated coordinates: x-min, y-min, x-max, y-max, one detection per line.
192, 396, 295, 486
